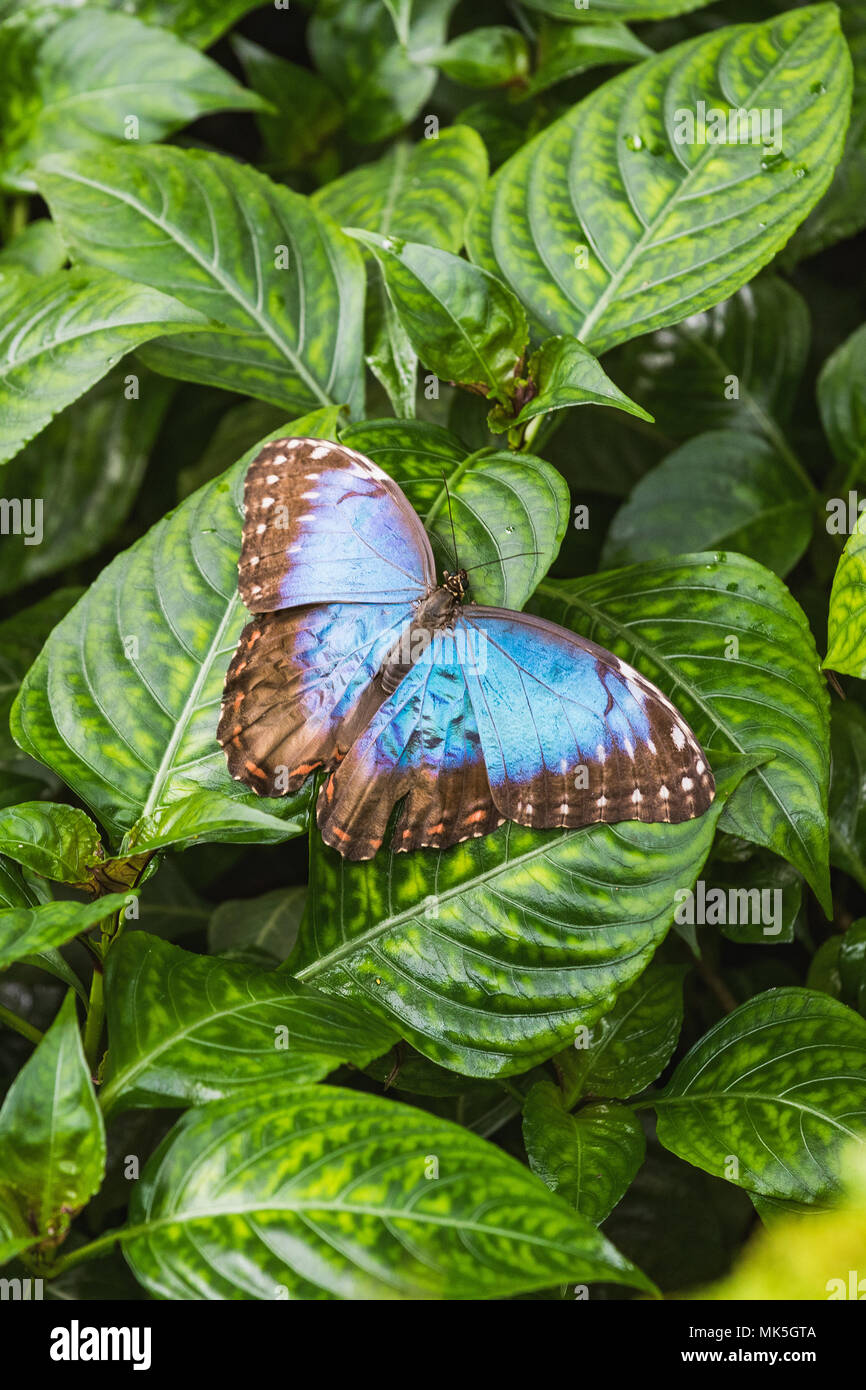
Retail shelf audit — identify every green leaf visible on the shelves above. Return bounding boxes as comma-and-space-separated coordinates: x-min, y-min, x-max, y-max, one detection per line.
365, 277, 419, 419
829, 701, 866, 894
533, 553, 832, 912
513, 334, 652, 428
523, 20, 651, 100
603, 431, 813, 578
21, 947, 88, 1006
289, 763, 747, 1078
0, 218, 65, 274
10, 419, 334, 846
340, 418, 569, 608
100, 933, 398, 1114
818, 320, 866, 476
177, 399, 290, 499
348, 230, 527, 406
0, 802, 102, 886
0, 0, 264, 50
825, 519, 866, 676
421, 27, 530, 89
655, 988, 866, 1202
0, 589, 81, 770
0, 855, 36, 909
0, 265, 203, 465
614, 277, 810, 448
0, 8, 264, 192
709, 851, 802, 946
208, 887, 306, 963
0, 994, 104, 1252
839, 919, 866, 1016
313, 125, 488, 254
122, 1082, 654, 1298
554, 964, 687, 1104
468, 6, 852, 353
0, 894, 131, 971
520, 0, 741, 23
119, 790, 308, 857
37, 147, 366, 417
523, 1083, 645, 1223
231, 35, 343, 171
0, 368, 175, 595
308, 0, 458, 144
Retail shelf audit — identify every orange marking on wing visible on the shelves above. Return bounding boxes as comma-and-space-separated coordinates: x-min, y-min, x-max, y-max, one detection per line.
331, 825, 350, 842
467, 809, 487, 824
244, 760, 268, 779
429, 822, 445, 835
247, 630, 262, 647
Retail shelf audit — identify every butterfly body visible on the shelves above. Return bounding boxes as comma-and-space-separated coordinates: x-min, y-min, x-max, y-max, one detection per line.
219, 439, 714, 859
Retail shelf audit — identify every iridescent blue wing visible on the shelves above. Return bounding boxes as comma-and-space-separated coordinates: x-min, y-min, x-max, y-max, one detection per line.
317, 635, 502, 861
238, 437, 435, 609
459, 608, 714, 828
219, 601, 411, 794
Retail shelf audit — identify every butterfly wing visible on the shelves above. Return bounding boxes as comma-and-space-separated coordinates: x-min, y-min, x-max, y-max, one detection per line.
316, 638, 502, 861
219, 601, 412, 794
458, 607, 714, 829
239, 437, 435, 609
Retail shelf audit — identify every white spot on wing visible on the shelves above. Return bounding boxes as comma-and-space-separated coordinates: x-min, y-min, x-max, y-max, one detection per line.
671, 725, 686, 751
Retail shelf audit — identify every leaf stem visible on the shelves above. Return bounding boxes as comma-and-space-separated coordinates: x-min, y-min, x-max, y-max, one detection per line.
0, 1001, 43, 1046
82, 963, 105, 1077
4, 195, 29, 242
49, 1225, 127, 1276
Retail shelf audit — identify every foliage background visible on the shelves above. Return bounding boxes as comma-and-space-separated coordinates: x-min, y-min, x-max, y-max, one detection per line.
1, 0, 866, 1301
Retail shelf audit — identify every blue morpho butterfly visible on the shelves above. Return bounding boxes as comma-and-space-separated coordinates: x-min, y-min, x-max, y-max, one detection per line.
218, 438, 714, 860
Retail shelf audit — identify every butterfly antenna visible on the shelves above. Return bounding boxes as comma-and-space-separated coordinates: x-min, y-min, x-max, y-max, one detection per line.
440, 470, 460, 571
461, 550, 543, 577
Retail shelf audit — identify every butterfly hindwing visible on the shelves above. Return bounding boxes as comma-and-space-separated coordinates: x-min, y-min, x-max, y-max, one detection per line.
239, 437, 435, 610
218, 601, 412, 794
459, 608, 714, 829
316, 639, 502, 861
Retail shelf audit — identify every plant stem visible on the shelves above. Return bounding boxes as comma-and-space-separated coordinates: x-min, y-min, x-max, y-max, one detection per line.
692, 949, 739, 1014
0, 1002, 43, 1046
82, 964, 105, 1076
4, 195, 29, 242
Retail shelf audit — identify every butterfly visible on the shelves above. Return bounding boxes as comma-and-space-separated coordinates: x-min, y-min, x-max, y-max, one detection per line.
218, 438, 714, 860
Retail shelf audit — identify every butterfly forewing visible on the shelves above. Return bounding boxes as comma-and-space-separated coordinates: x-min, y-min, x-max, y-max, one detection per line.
239, 437, 435, 610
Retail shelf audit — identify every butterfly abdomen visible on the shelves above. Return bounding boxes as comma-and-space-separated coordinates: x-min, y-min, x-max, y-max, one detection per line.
379, 586, 461, 696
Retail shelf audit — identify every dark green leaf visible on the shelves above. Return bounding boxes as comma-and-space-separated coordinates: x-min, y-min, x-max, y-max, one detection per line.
0, 9, 264, 192
100, 933, 398, 1114
290, 763, 747, 1077
521, 0, 740, 22
0, 265, 203, 464
0, 802, 102, 886
524, 20, 650, 99
656, 987, 866, 1201
0, 589, 81, 770
468, 7, 851, 353
603, 431, 813, 577
554, 964, 687, 1104
709, 851, 802, 946
0, 218, 65, 274
533, 553, 832, 911
0, 894, 131, 971
348, 230, 527, 406
817, 320, 866, 476
122, 1082, 654, 1298
829, 700, 866, 893
208, 887, 306, 962
0, 994, 104, 1252
0, 0, 265, 50
825, 521, 866, 676
37, 147, 366, 417
232, 35, 343, 171
523, 1083, 645, 1223
513, 334, 652, 428
421, 28, 530, 89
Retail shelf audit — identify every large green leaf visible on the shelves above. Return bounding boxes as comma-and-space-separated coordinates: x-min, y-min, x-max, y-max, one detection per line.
122, 1082, 653, 1298
825, 520, 866, 676
0, 994, 105, 1252
37, 147, 366, 417
0, 266, 203, 465
523, 1082, 645, 1224
0, 368, 175, 595
341, 419, 570, 608
0, 894, 131, 971
0, 8, 263, 192
817, 320, 866, 477
313, 125, 488, 253
100, 933, 397, 1114
655, 988, 866, 1202
308, 0, 458, 144
290, 764, 747, 1078
613, 278, 810, 450
468, 6, 851, 353
603, 431, 813, 577
349, 231, 527, 407
554, 964, 687, 1104
0, 589, 81, 770
208, 887, 306, 963
533, 553, 832, 911
0, 0, 263, 49
232, 35, 343, 172
829, 700, 866, 893
10, 415, 343, 847
0, 803, 102, 886
523, 20, 651, 100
